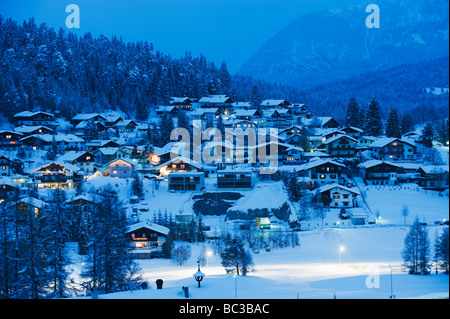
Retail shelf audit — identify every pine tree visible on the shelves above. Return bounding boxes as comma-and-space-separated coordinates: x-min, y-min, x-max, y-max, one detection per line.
402, 216, 430, 275
82, 185, 141, 293
131, 173, 144, 199
437, 118, 449, 145
220, 237, 254, 276
344, 97, 361, 128
250, 84, 262, 110
385, 107, 402, 138
364, 97, 383, 137
400, 114, 414, 135
421, 122, 434, 147
159, 113, 174, 146
434, 227, 449, 274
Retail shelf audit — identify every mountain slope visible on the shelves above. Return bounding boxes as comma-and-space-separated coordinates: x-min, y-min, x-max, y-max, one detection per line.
238, 0, 449, 89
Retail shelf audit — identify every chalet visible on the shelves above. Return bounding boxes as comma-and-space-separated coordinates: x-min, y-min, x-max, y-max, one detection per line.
0, 176, 19, 199
86, 140, 120, 152
154, 156, 204, 176
105, 158, 135, 178
223, 119, 256, 130
260, 99, 291, 109
170, 97, 194, 111
126, 221, 170, 259
13, 111, 55, 127
303, 116, 341, 129
0, 130, 23, 150
155, 105, 182, 116
416, 165, 449, 191
114, 120, 138, 133
70, 113, 106, 126
301, 151, 329, 162
217, 169, 254, 189
74, 119, 106, 133
370, 138, 417, 161
357, 160, 403, 185
14, 125, 53, 136
103, 114, 124, 127
233, 109, 263, 121
340, 127, 364, 138
58, 151, 100, 174
32, 161, 83, 189
8, 197, 49, 217
189, 108, 221, 123
65, 194, 94, 212
198, 95, 234, 111
297, 159, 346, 185
20, 134, 84, 151
316, 183, 360, 208
262, 109, 286, 129
0, 155, 13, 176
168, 171, 205, 192
356, 136, 377, 150
318, 134, 358, 158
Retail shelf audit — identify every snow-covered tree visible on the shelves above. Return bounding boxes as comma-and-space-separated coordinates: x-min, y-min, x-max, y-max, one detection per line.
220, 237, 254, 276
385, 107, 402, 138
402, 216, 430, 275
434, 227, 449, 274
364, 97, 383, 137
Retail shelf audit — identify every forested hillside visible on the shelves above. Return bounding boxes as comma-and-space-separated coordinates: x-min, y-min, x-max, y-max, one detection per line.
0, 16, 303, 121
300, 56, 449, 124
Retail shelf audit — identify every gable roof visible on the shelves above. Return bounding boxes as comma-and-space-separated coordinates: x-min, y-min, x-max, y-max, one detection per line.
317, 183, 360, 195
370, 137, 416, 148
321, 134, 357, 145
127, 221, 170, 236
356, 160, 402, 169
297, 159, 346, 171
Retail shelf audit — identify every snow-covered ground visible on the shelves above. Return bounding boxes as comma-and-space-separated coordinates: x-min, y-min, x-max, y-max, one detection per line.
68, 174, 449, 300
68, 226, 449, 299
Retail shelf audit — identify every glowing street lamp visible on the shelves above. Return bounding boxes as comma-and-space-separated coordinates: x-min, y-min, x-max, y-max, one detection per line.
339, 245, 345, 264
206, 250, 213, 268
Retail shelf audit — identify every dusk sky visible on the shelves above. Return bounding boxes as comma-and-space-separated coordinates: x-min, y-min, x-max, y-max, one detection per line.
0, 0, 362, 73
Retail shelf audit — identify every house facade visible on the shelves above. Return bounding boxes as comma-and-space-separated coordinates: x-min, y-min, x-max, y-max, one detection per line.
168, 171, 205, 191
107, 158, 135, 178
317, 184, 360, 208
357, 160, 403, 185
217, 169, 254, 189
32, 162, 83, 189
126, 221, 170, 259
370, 138, 417, 161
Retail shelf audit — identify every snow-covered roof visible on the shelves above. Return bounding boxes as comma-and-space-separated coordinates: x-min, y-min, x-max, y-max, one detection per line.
370, 137, 416, 148
198, 95, 233, 104
316, 183, 360, 195
20, 133, 84, 143
32, 161, 81, 173
357, 160, 402, 169
260, 99, 290, 107
71, 113, 106, 121
0, 176, 19, 188
417, 165, 449, 174
321, 134, 357, 145
297, 159, 346, 171
14, 125, 52, 133
14, 197, 48, 209
127, 221, 170, 236
14, 111, 54, 118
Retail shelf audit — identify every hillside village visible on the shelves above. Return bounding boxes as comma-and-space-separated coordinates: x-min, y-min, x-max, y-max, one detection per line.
0, 94, 449, 261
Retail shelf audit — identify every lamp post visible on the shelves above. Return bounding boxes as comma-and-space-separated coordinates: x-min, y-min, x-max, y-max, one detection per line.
193, 262, 205, 288
339, 245, 345, 264
386, 263, 394, 299
233, 274, 238, 298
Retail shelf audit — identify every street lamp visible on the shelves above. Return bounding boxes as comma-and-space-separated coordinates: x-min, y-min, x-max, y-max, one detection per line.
206, 250, 213, 268
386, 263, 395, 299
339, 245, 345, 264
193, 262, 205, 288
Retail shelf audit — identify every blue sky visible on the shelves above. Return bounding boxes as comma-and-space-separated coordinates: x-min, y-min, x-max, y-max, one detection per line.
0, 0, 361, 73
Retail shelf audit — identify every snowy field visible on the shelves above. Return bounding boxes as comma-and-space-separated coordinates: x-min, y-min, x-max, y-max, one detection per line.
72, 174, 449, 300
69, 226, 449, 299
